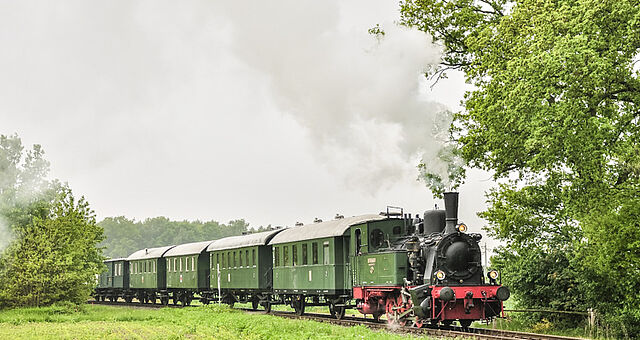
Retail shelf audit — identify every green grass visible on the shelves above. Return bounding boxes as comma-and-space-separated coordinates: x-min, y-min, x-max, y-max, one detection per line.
0, 303, 438, 339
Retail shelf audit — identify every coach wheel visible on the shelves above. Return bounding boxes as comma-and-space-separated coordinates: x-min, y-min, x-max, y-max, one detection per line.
161, 297, 169, 306
331, 305, 345, 320
262, 301, 272, 313
185, 295, 193, 306
222, 295, 235, 308
459, 320, 472, 330
293, 295, 305, 316
251, 296, 259, 311
125, 297, 133, 304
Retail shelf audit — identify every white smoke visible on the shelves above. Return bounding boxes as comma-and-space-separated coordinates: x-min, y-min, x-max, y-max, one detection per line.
0, 216, 11, 253
212, 1, 451, 190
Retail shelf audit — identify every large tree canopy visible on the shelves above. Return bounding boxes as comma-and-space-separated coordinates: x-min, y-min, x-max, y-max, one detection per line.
0, 134, 104, 307
401, 0, 640, 335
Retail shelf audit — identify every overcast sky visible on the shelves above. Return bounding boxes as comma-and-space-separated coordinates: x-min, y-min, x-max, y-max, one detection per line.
0, 1, 497, 249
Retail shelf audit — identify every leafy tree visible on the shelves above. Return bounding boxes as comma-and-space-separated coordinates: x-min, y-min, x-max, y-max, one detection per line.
401, 0, 640, 334
0, 134, 104, 308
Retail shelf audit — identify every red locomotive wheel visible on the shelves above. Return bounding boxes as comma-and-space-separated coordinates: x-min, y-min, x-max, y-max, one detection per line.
385, 296, 408, 327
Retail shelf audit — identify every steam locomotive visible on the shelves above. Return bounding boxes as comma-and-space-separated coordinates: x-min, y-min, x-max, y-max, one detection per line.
95, 192, 509, 328
353, 191, 509, 328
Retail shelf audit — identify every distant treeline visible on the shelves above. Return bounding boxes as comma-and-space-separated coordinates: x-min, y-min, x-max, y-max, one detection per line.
99, 217, 256, 259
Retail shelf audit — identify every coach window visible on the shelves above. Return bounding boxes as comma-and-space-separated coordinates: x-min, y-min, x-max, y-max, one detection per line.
179, 258, 182, 272
240, 251, 244, 267
284, 246, 289, 266
293, 245, 298, 266
302, 244, 308, 265
252, 249, 256, 266
312, 243, 318, 264
153, 261, 156, 273
227, 252, 230, 268
192, 257, 195, 271
323, 242, 330, 265
246, 250, 249, 266
274, 247, 280, 267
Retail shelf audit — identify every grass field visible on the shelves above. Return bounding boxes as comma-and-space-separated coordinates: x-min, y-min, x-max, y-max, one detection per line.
0, 303, 437, 340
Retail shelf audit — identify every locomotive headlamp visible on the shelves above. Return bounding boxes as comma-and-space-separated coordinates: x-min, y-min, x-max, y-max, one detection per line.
435, 270, 446, 281
456, 224, 467, 233
488, 270, 499, 280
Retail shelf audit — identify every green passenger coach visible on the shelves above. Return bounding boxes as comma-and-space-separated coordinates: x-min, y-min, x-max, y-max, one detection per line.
268, 214, 387, 317
164, 240, 215, 306
206, 229, 283, 310
95, 258, 128, 302
127, 245, 175, 304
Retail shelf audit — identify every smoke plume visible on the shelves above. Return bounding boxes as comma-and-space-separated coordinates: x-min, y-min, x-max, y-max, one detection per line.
213, 1, 452, 190
0, 217, 11, 253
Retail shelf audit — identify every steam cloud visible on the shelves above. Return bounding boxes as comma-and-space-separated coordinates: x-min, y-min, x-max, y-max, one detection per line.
213, 1, 452, 190
0, 217, 11, 253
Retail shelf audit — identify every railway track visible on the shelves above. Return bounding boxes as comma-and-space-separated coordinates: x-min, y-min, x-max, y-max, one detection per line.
88, 300, 586, 340
253, 310, 587, 340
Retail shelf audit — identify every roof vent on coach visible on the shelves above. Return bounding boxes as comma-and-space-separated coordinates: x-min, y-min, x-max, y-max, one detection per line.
334, 214, 344, 219
314, 218, 323, 223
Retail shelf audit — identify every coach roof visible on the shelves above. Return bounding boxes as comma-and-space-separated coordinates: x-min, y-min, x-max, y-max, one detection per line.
207, 229, 284, 252
269, 214, 388, 244
164, 240, 216, 257
127, 245, 175, 260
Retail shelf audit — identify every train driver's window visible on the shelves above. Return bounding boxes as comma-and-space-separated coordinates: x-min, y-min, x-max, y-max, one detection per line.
370, 229, 384, 249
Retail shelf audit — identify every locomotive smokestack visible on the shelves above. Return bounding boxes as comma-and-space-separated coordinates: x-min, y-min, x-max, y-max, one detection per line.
443, 192, 459, 234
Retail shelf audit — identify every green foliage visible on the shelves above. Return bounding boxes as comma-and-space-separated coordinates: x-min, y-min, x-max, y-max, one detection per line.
99, 217, 250, 259
0, 134, 104, 308
401, 0, 640, 335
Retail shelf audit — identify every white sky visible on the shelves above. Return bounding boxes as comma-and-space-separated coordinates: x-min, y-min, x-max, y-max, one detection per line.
0, 1, 497, 250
